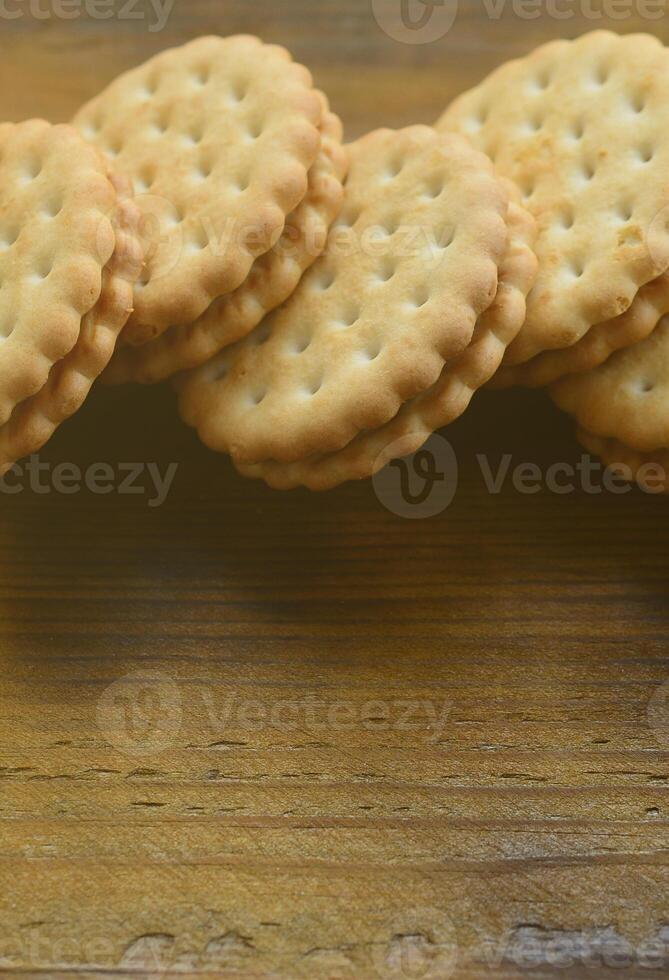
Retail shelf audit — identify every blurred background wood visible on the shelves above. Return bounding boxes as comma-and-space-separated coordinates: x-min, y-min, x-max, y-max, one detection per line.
2, 2, 669, 977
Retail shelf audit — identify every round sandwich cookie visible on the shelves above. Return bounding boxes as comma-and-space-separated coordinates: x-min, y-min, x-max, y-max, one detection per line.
73, 35, 324, 343
0, 119, 140, 462
103, 95, 348, 385
235, 189, 537, 490
0, 172, 142, 475
438, 31, 669, 370
177, 125, 510, 466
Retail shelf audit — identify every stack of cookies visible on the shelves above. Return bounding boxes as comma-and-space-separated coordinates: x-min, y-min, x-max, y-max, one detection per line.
437, 31, 669, 494
0, 35, 346, 474
79, 36, 349, 378
3, 31, 669, 494
0, 120, 142, 474
82, 37, 537, 492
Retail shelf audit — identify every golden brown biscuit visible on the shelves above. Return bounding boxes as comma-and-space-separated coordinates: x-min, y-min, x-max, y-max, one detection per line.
104, 96, 347, 385
236, 189, 537, 489
73, 35, 323, 342
439, 31, 669, 368
178, 126, 509, 466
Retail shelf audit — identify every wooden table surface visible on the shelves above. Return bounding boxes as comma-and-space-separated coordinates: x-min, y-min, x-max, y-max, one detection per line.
3, 2, 669, 978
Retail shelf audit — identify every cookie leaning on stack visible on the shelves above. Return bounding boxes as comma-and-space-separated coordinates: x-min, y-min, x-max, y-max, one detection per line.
0, 120, 142, 475
103, 93, 348, 385
72, 35, 329, 347
235, 187, 537, 490
438, 31, 669, 390
177, 126, 512, 477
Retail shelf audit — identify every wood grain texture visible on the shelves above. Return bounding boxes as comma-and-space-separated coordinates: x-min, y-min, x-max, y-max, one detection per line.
2, 2, 669, 978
